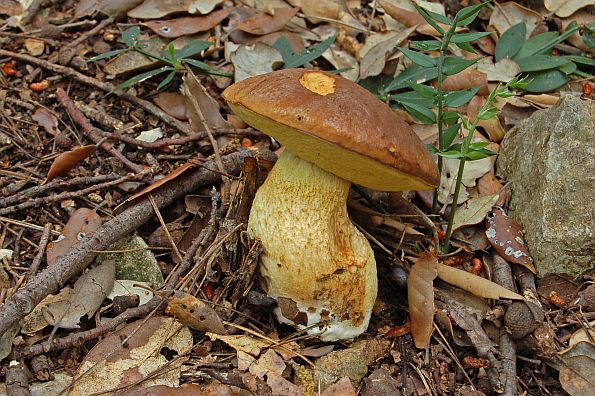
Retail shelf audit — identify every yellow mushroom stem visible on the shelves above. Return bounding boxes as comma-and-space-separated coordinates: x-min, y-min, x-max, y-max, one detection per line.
248, 150, 377, 341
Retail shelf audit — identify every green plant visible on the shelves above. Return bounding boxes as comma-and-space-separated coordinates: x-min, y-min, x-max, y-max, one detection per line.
88, 26, 230, 93
377, 2, 529, 252
495, 21, 593, 92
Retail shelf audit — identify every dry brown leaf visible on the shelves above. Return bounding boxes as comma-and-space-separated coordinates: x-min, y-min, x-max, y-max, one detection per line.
451, 194, 499, 231
286, 0, 340, 20
379, 0, 455, 36
236, 7, 299, 35
561, 11, 594, 53
485, 207, 536, 273
437, 263, 523, 300
408, 252, 437, 348
358, 28, 415, 80
440, 68, 489, 96
127, 0, 192, 19
522, 94, 559, 107
153, 92, 188, 121
476, 35, 495, 55
46, 145, 96, 182
32, 107, 60, 136
143, 8, 233, 38
165, 291, 227, 334
104, 35, 167, 76
46, 208, 102, 266
488, 2, 542, 37
477, 171, 509, 207
475, 57, 520, 82
206, 332, 299, 359
323, 45, 359, 81
232, 30, 305, 53
75, 0, 144, 18
181, 70, 228, 133
189, 0, 224, 15
321, 377, 357, 396
544, 0, 592, 18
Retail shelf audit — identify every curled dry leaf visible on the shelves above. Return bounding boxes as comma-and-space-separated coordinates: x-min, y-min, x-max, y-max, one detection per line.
231, 43, 284, 82
128, 0, 192, 19
165, 291, 227, 334
286, 0, 340, 20
440, 68, 489, 96
46, 145, 96, 182
236, 7, 299, 35
32, 107, 60, 136
408, 252, 438, 348
436, 263, 523, 300
379, 0, 454, 36
488, 2, 542, 37
144, 7, 233, 38
46, 208, 102, 266
322, 45, 359, 81
358, 28, 415, 80
544, 0, 593, 18
189, 0, 224, 15
43, 260, 115, 329
485, 207, 536, 273
75, 0, 144, 18
181, 69, 228, 133
153, 92, 188, 121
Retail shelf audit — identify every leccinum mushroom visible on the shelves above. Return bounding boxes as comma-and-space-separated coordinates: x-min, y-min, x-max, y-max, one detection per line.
223, 69, 439, 341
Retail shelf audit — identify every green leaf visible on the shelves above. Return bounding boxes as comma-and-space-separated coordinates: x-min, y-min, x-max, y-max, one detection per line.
523, 70, 568, 93
411, 40, 442, 51
584, 22, 595, 49
478, 106, 499, 120
443, 87, 480, 107
412, 4, 447, 35
426, 144, 439, 154
384, 64, 439, 92
513, 31, 559, 59
399, 47, 436, 68
111, 66, 174, 93
495, 23, 526, 61
451, 32, 493, 43
407, 82, 436, 98
272, 36, 294, 61
392, 91, 434, 108
442, 123, 460, 148
469, 141, 490, 150
176, 40, 212, 59
156, 70, 176, 90
443, 56, 480, 75
563, 55, 595, 67
183, 58, 210, 71
442, 111, 460, 125
439, 150, 465, 159
454, 2, 488, 27
401, 102, 436, 124
516, 55, 572, 72
455, 41, 476, 53
122, 26, 140, 47
86, 48, 129, 62
465, 148, 497, 160
278, 35, 335, 69
557, 61, 576, 75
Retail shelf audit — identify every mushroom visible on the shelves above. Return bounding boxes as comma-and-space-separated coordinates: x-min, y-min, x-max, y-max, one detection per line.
223, 69, 439, 341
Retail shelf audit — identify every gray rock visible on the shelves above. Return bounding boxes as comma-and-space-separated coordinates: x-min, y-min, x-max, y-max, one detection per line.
496, 96, 594, 276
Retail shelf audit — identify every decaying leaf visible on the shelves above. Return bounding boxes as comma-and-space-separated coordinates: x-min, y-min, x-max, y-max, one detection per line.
43, 260, 115, 329
322, 45, 359, 81
477, 171, 509, 207
206, 332, 299, 360
436, 263, 523, 300
46, 145, 96, 182
128, 0, 192, 19
544, 0, 592, 18
231, 43, 283, 82
22, 288, 71, 334
408, 252, 438, 348
438, 152, 494, 205
557, 341, 595, 396
75, 0, 144, 18
136, 127, 163, 143
441, 68, 489, 96
103, 35, 168, 76
181, 70, 229, 133
165, 291, 227, 334
488, 1, 542, 37
0, 323, 19, 361
107, 280, 153, 306
32, 107, 60, 136
236, 7, 299, 35
451, 194, 499, 232
46, 208, 103, 266
485, 207, 536, 273
189, 0, 224, 15
475, 57, 521, 82
358, 28, 415, 80
143, 8, 233, 38
69, 317, 192, 395
286, 0, 340, 20
153, 92, 189, 120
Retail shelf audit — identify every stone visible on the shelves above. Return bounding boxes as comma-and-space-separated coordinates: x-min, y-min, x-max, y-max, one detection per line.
496, 96, 594, 276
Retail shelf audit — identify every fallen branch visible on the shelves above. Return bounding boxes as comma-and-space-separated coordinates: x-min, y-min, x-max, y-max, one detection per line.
0, 149, 258, 338
0, 49, 193, 135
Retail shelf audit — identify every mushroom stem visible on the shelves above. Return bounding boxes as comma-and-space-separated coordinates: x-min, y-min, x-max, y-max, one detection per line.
248, 150, 377, 341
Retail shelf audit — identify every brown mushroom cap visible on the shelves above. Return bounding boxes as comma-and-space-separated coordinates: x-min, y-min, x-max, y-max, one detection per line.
223, 68, 439, 191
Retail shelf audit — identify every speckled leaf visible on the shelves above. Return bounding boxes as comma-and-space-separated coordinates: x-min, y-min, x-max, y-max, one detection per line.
485, 207, 536, 273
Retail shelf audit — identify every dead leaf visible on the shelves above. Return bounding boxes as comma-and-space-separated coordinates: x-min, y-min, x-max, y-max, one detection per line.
557, 342, 595, 396
451, 194, 499, 231
75, 0, 144, 18
143, 8, 233, 38
286, 0, 340, 20
107, 280, 153, 306
408, 252, 438, 348
46, 208, 102, 266
522, 94, 559, 107
165, 291, 227, 334
181, 70, 229, 133
438, 151, 494, 205
321, 377, 357, 396
127, 0, 192, 19
379, 0, 453, 36
69, 317, 192, 396
485, 207, 536, 273
0, 323, 19, 361
440, 68, 489, 96
477, 171, 509, 207
358, 28, 415, 80
544, 0, 592, 18
488, 2, 542, 37
237, 7, 299, 35
232, 30, 305, 54
322, 45, 359, 81
475, 57, 520, 82
436, 263, 523, 300
24, 38, 44, 56
561, 11, 594, 53
189, 0, 224, 15
46, 145, 96, 181
43, 260, 115, 329
206, 332, 299, 359
153, 92, 188, 121
32, 107, 60, 136
230, 43, 283, 82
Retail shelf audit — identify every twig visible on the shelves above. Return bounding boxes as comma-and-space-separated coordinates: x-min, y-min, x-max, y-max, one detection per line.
56, 88, 144, 173
5, 360, 30, 396
66, 17, 114, 49
29, 223, 52, 276
149, 195, 183, 263
0, 49, 194, 135
0, 172, 145, 216
0, 149, 257, 338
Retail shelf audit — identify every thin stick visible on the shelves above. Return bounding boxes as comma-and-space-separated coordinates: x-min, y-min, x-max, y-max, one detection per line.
29, 223, 52, 275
